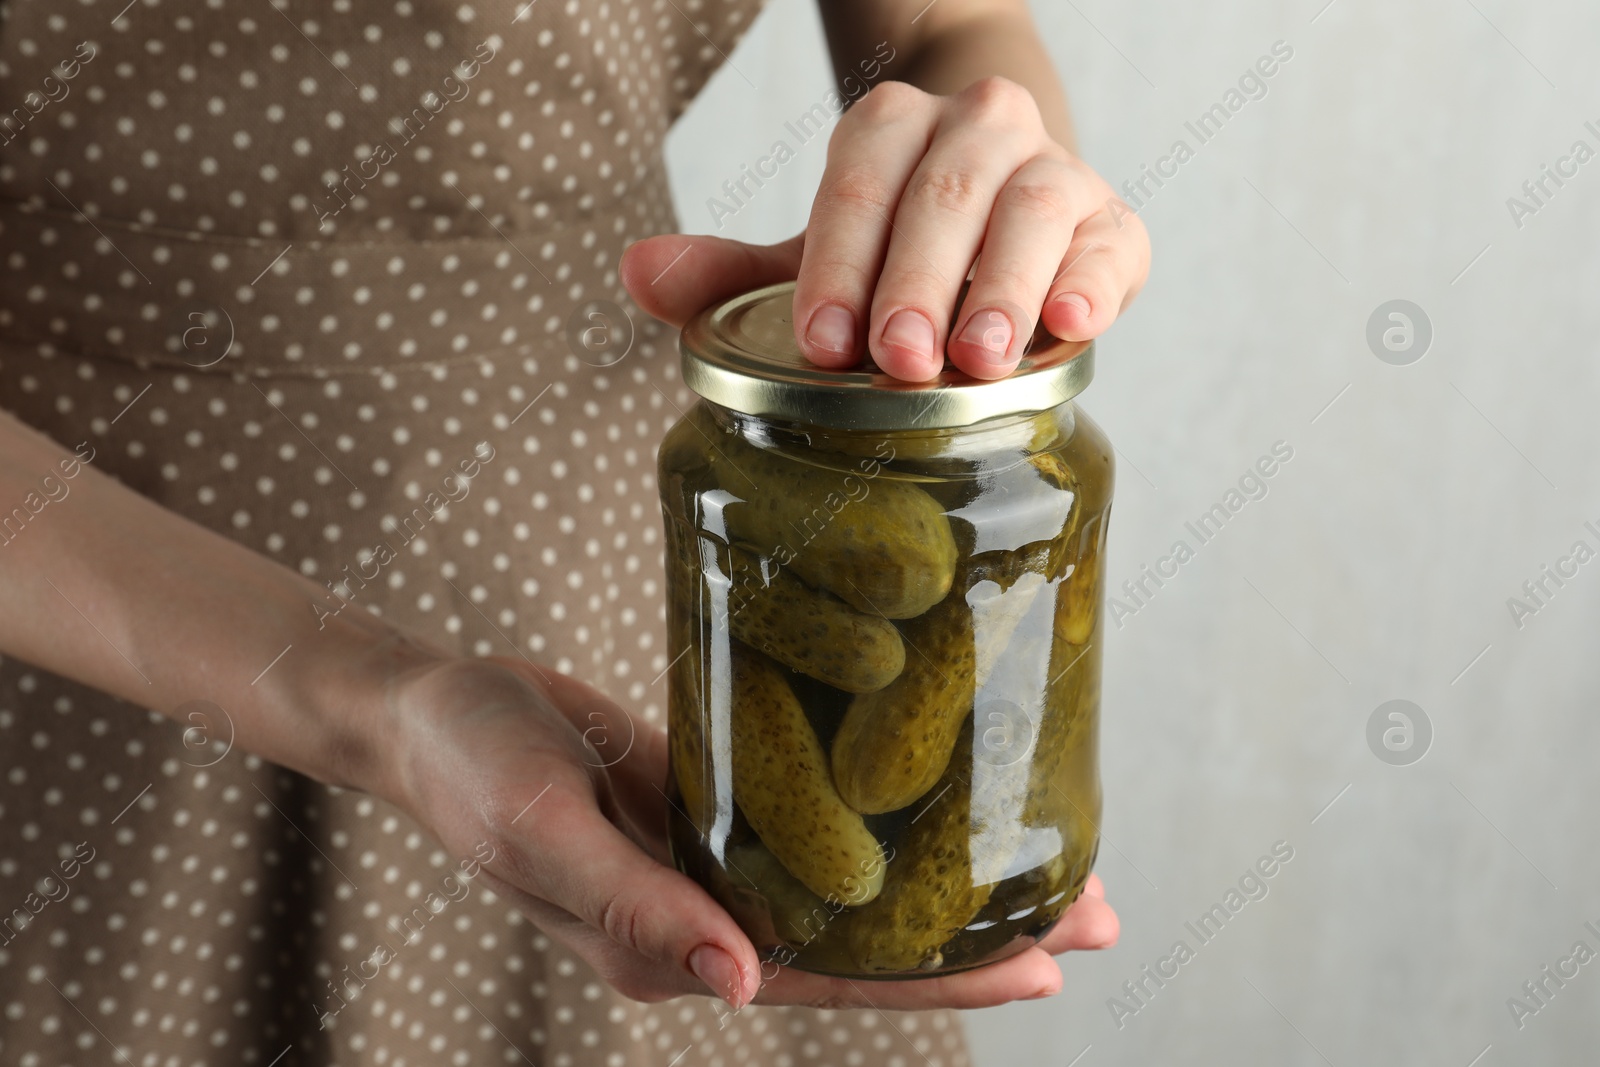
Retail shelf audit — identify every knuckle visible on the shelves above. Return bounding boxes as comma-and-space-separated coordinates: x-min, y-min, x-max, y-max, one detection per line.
1097, 194, 1134, 227
1060, 249, 1116, 292
997, 179, 1075, 223
1114, 217, 1152, 258
1061, 153, 1102, 186
480, 783, 524, 826
958, 75, 1037, 124
477, 793, 529, 853
852, 79, 926, 121
813, 168, 896, 220
971, 263, 1035, 302
875, 264, 947, 302
1037, 141, 1076, 165
1077, 224, 1147, 279
597, 886, 648, 953
908, 167, 987, 217
476, 823, 514, 875
797, 258, 874, 300
474, 822, 532, 884
1118, 208, 1152, 248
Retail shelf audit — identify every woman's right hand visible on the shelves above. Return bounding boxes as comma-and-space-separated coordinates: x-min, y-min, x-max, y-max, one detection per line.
370, 651, 1120, 1010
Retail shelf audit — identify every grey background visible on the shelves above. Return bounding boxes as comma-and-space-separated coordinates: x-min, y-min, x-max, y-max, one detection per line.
663, 1, 1600, 1063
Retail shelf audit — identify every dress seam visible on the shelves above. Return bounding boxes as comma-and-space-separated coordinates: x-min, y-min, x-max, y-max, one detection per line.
0, 181, 665, 253
0, 329, 636, 379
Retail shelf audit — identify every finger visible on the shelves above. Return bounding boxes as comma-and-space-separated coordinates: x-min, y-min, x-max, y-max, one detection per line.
945, 152, 1098, 379
476, 866, 716, 1004
758, 944, 1066, 1009
791, 80, 939, 369
588, 728, 677, 871
489, 779, 762, 1008
1036, 885, 1119, 955
868, 77, 1050, 381
620, 232, 804, 328
1084, 872, 1106, 899
599, 725, 672, 856
498, 659, 669, 825
1038, 200, 1150, 343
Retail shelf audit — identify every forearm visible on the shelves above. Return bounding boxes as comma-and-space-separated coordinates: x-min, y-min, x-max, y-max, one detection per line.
0, 408, 442, 793
820, 1, 1075, 151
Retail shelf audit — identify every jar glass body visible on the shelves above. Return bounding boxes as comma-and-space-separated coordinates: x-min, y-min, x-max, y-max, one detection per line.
656, 397, 1113, 979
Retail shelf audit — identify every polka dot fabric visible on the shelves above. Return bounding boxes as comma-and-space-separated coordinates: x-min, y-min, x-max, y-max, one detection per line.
0, 1, 973, 1065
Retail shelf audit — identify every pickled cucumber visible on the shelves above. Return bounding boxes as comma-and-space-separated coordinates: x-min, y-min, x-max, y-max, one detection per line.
1030, 449, 1077, 494
845, 773, 985, 973
842, 723, 1014, 973
831, 542, 1058, 816
668, 525, 907, 693
705, 426, 958, 619
724, 546, 906, 693
731, 650, 887, 903
666, 632, 713, 832
964, 537, 1100, 831
831, 591, 976, 815
1054, 512, 1104, 646
725, 840, 843, 949
1025, 644, 1101, 824
1038, 432, 1113, 647
951, 807, 1098, 963
843, 687, 1097, 973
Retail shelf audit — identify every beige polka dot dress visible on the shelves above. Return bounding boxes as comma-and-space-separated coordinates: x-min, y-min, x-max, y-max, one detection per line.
0, 1, 973, 1064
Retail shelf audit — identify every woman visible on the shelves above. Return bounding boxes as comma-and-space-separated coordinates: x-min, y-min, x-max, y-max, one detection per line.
0, 0, 1147, 1062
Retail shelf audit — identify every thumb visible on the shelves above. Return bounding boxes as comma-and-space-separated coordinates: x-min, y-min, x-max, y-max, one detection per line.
621, 232, 805, 327
497, 783, 764, 1006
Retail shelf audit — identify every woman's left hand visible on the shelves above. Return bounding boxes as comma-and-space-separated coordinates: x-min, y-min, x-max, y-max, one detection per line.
623, 76, 1149, 382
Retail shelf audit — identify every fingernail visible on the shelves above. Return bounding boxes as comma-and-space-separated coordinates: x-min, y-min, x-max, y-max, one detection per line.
955, 308, 1014, 365
1052, 292, 1092, 321
689, 944, 745, 1008
805, 304, 856, 357
880, 309, 936, 369
1026, 984, 1062, 1000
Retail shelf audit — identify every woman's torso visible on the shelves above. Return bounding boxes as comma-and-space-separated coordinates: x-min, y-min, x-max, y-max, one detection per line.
0, 2, 973, 1064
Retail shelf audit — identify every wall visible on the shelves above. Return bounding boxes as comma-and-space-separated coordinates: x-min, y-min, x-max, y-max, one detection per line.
665, 1, 1600, 1062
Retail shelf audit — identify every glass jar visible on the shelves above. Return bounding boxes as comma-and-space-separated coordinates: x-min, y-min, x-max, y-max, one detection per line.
657, 282, 1113, 980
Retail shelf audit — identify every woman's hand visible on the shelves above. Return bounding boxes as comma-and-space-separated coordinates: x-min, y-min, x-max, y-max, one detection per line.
373, 652, 1119, 1010
622, 77, 1149, 382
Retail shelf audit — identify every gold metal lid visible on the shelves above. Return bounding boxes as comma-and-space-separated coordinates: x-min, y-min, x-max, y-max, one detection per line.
678, 281, 1093, 431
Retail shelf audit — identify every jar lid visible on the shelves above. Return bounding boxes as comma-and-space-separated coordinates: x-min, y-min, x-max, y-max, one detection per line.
678, 281, 1093, 431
